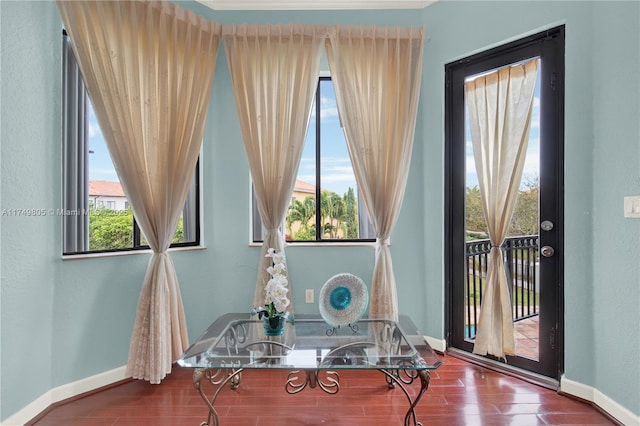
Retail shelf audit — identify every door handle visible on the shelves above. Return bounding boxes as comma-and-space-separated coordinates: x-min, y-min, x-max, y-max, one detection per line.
540, 245, 555, 257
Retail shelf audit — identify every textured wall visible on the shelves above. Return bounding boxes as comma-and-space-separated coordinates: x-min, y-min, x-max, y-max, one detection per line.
590, 0, 640, 415
1, 0, 638, 421
420, 0, 639, 416
1, 1, 59, 420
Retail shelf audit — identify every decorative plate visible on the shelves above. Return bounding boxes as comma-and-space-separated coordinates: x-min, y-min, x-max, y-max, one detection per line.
319, 273, 369, 328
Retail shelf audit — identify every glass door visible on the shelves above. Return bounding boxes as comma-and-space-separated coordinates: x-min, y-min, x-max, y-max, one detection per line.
445, 26, 565, 380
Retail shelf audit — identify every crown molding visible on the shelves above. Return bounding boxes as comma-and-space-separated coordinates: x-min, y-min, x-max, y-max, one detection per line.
196, 0, 437, 10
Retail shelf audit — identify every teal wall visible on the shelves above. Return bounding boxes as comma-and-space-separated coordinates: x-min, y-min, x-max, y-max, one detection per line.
590, 0, 640, 411
1, 1, 60, 419
1, 0, 638, 421
421, 2, 640, 416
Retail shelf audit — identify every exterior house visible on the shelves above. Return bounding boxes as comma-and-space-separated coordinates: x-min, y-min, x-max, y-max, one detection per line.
292, 179, 315, 203
0, 1, 638, 425
88, 180, 128, 211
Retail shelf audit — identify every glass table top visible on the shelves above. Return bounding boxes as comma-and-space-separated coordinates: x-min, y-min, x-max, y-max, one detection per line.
178, 313, 442, 371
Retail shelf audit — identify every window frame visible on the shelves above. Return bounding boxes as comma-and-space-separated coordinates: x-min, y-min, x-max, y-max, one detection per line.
252, 76, 375, 244
62, 30, 201, 256
444, 25, 565, 378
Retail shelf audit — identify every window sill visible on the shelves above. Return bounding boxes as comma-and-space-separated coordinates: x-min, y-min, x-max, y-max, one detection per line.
249, 241, 377, 248
61, 245, 206, 261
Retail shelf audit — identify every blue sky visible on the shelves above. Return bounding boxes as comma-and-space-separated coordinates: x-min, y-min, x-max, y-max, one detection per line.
88, 104, 118, 182
88, 80, 359, 197
89, 74, 540, 194
297, 79, 356, 197
465, 67, 541, 189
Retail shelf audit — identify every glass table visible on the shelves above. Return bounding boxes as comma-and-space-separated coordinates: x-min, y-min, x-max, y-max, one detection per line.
178, 313, 442, 426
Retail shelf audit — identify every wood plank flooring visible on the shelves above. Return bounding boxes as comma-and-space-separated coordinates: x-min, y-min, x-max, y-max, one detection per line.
29, 355, 616, 426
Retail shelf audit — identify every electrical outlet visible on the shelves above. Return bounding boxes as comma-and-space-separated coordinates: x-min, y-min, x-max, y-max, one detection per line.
305, 289, 314, 304
624, 196, 640, 218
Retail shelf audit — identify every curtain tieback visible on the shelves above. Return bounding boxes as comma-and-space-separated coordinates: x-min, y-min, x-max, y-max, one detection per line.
377, 238, 391, 247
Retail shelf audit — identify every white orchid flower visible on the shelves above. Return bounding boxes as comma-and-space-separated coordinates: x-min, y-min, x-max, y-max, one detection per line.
252, 248, 292, 319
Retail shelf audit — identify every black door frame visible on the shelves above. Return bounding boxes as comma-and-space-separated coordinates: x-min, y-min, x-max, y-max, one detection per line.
444, 26, 565, 381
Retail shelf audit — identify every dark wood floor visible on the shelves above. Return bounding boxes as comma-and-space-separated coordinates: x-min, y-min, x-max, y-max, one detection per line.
30, 354, 616, 426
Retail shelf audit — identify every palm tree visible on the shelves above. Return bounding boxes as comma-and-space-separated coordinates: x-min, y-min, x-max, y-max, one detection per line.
320, 190, 347, 238
330, 192, 346, 238
286, 188, 360, 240
286, 196, 315, 240
344, 187, 358, 239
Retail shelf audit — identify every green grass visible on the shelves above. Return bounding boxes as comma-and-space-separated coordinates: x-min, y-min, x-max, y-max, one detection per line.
465, 276, 539, 307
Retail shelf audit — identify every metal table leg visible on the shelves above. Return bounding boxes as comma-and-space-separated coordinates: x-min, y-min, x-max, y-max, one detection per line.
380, 369, 431, 426
193, 368, 244, 426
193, 366, 430, 426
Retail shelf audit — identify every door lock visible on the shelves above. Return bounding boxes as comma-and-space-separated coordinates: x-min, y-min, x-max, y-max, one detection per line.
541, 220, 554, 231
540, 245, 555, 257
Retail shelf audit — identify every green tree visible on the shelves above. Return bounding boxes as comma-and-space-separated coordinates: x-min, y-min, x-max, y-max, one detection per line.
287, 196, 316, 240
285, 187, 361, 241
344, 187, 359, 238
509, 176, 539, 236
465, 186, 487, 239
172, 217, 185, 243
89, 207, 133, 250
321, 190, 346, 238
465, 176, 539, 240
89, 207, 184, 250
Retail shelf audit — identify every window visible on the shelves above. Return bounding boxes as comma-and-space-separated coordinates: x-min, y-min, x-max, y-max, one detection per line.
62, 31, 200, 255
252, 77, 374, 243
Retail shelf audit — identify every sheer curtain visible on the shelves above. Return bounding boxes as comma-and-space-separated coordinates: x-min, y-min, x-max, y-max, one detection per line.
326, 26, 424, 321
222, 24, 324, 311
57, 0, 221, 383
465, 58, 539, 358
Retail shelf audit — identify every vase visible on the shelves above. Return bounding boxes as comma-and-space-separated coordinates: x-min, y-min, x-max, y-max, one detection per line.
262, 314, 287, 336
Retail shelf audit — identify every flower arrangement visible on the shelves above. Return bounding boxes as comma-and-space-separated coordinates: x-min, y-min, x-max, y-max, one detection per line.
251, 248, 291, 323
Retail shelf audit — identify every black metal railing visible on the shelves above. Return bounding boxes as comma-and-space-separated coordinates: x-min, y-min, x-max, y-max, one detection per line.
465, 235, 539, 340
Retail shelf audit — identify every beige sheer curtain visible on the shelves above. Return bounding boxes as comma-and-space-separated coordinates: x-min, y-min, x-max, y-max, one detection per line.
326, 26, 424, 321
465, 58, 539, 358
222, 24, 324, 310
57, 0, 221, 383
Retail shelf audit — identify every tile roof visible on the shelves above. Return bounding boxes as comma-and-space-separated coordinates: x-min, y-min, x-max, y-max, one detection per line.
294, 180, 315, 193
89, 180, 125, 197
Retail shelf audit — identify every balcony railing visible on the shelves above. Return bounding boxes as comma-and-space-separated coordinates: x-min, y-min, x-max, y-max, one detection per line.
465, 235, 539, 340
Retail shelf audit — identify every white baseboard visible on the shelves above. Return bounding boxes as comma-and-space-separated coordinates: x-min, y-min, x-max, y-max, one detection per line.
424, 335, 447, 353
561, 376, 640, 426
1, 366, 128, 426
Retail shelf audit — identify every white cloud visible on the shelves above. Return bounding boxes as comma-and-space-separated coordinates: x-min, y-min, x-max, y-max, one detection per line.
530, 96, 541, 130
88, 119, 98, 138
321, 157, 356, 194
309, 95, 339, 120
465, 137, 540, 189
296, 173, 316, 185
466, 155, 477, 175
522, 137, 540, 176
321, 106, 339, 119
296, 155, 357, 195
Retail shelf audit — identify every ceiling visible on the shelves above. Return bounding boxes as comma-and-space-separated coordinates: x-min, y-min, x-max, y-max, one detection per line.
196, 0, 437, 10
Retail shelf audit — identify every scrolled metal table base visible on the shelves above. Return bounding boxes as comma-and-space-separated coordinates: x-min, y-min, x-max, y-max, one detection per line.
193, 366, 430, 426
193, 367, 244, 426
381, 368, 431, 426
286, 369, 340, 394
